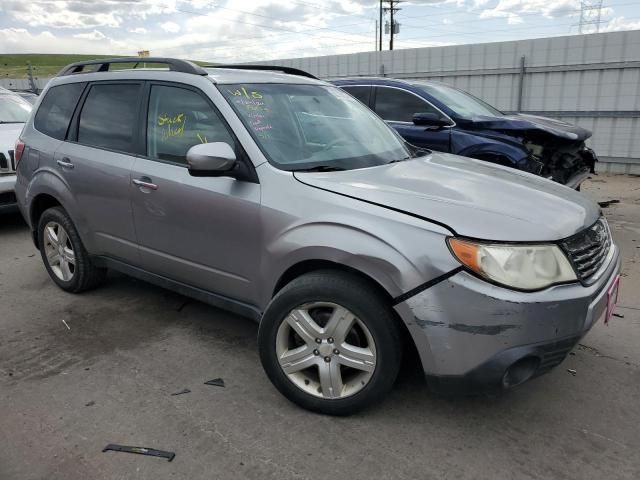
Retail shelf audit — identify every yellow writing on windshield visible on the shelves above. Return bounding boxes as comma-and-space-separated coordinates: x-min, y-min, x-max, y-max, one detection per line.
227, 87, 263, 99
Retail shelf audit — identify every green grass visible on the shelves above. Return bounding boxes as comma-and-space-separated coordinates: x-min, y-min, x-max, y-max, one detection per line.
0, 54, 210, 79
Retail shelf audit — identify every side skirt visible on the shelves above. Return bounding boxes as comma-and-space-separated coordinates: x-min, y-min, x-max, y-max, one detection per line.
92, 256, 263, 322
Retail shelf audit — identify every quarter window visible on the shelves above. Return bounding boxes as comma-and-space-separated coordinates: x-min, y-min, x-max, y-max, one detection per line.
34, 83, 85, 140
78, 83, 141, 152
147, 85, 234, 164
374, 87, 438, 122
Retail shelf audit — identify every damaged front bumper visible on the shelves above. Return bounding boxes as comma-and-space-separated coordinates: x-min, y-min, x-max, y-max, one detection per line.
394, 244, 621, 394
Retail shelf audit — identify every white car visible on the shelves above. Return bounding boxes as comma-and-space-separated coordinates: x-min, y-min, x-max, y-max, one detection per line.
0, 89, 31, 213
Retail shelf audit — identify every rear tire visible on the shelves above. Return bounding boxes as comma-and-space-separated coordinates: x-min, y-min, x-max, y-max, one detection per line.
38, 207, 106, 293
258, 270, 402, 415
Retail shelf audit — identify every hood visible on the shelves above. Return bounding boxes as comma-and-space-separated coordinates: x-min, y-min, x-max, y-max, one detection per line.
294, 152, 600, 242
460, 114, 591, 142
0, 123, 24, 152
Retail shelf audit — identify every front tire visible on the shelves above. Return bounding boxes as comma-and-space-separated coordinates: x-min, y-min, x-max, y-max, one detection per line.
38, 207, 106, 293
258, 271, 402, 415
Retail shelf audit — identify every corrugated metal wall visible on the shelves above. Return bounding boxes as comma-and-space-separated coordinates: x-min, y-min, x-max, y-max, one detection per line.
248, 31, 640, 174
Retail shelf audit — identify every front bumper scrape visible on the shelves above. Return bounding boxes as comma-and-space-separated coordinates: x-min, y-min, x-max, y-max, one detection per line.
393, 245, 621, 393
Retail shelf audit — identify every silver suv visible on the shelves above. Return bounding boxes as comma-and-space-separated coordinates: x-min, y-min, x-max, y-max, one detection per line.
15, 58, 621, 415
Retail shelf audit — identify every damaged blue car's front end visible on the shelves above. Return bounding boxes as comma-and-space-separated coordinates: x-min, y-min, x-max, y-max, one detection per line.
334, 78, 597, 189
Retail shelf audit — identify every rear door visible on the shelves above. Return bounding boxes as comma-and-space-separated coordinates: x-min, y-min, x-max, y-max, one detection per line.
373, 86, 451, 152
55, 81, 142, 262
129, 82, 261, 303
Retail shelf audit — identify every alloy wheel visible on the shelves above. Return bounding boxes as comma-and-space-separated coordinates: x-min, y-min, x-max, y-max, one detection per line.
43, 221, 76, 282
275, 302, 377, 399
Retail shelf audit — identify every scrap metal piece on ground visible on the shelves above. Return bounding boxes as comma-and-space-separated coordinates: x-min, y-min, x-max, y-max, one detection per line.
170, 388, 191, 396
567, 369, 577, 376
204, 378, 225, 387
102, 444, 175, 462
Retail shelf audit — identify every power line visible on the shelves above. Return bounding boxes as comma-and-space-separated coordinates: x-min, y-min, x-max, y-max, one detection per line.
174, 7, 375, 47
579, 1, 605, 33
157, 2, 639, 60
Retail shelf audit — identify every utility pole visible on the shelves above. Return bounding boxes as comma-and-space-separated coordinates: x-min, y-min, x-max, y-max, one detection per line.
379, 0, 383, 51
382, 0, 401, 50
26, 62, 36, 93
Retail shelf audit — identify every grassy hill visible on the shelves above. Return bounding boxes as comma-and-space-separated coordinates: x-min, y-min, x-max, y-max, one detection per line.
1, 54, 210, 79
0, 54, 119, 78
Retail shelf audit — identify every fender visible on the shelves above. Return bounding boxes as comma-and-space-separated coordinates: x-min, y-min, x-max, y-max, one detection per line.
452, 129, 529, 168
26, 166, 95, 251
259, 220, 432, 309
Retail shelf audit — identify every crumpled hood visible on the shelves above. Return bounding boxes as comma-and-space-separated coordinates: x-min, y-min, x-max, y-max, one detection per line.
0, 123, 23, 154
462, 113, 592, 142
294, 152, 600, 242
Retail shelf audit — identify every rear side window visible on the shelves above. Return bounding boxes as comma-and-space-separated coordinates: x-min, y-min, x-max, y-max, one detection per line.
78, 83, 141, 152
34, 83, 85, 140
146, 85, 234, 164
374, 86, 439, 122
341, 86, 371, 106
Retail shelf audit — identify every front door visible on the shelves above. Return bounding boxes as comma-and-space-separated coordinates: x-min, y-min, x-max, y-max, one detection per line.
130, 83, 261, 304
373, 86, 451, 152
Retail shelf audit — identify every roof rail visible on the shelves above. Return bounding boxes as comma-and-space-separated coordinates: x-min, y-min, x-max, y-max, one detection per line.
204, 64, 317, 79
56, 57, 208, 77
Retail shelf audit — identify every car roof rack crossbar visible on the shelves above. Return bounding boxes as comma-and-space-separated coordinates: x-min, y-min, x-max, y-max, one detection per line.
56, 57, 208, 77
204, 64, 317, 79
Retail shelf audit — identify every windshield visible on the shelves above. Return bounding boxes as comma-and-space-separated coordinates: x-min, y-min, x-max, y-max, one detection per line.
0, 93, 32, 123
419, 83, 503, 118
220, 83, 412, 171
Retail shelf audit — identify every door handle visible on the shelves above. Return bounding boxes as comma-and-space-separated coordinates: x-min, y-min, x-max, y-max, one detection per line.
133, 178, 158, 190
56, 158, 74, 169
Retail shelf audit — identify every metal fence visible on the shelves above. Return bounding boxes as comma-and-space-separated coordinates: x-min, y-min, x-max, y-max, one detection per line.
247, 30, 640, 175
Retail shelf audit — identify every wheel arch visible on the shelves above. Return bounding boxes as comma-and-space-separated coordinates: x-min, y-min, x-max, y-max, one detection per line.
26, 169, 89, 250
29, 193, 64, 249
270, 258, 422, 369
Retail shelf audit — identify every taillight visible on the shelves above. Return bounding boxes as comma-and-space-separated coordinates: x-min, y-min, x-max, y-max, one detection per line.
14, 139, 25, 165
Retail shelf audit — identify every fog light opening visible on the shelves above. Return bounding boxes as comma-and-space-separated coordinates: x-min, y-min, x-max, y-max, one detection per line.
502, 357, 540, 389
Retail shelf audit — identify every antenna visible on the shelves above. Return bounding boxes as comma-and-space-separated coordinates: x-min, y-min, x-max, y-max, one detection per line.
579, 0, 605, 34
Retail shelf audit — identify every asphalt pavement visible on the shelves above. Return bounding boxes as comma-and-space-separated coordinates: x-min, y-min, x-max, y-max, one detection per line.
1, 174, 639, 480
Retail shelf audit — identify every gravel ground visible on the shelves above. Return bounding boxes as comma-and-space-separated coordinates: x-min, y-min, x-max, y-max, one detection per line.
1, 173, 639, 480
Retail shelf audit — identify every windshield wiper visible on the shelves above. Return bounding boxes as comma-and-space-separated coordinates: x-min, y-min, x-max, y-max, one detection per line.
293, 165, 346, 172
389, 156, 412, 163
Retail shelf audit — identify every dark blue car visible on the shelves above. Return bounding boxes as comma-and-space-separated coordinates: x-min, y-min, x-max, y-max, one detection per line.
333, 78, 597, 189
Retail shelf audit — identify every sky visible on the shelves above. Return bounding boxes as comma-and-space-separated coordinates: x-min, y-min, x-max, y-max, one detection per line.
0, 0, 639, 62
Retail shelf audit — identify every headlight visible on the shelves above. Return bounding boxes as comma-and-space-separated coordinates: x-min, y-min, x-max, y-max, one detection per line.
447, 238, 577, 291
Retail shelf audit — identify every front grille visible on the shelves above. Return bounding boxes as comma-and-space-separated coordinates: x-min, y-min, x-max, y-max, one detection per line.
561, 218, 612, 282
0, 150, 16, 173
537, 336, 580, 372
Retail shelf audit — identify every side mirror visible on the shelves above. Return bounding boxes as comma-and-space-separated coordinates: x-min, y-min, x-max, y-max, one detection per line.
187, 142, 237, 177
412, 112, 452, 128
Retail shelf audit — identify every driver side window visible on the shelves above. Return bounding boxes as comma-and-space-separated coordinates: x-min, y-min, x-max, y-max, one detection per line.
374, 87, 439, 123
147, 85, 235, 164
